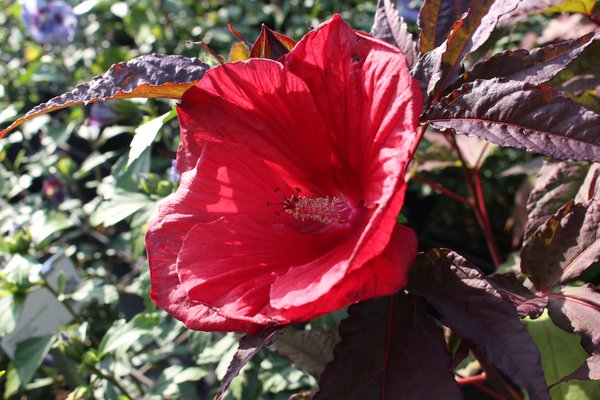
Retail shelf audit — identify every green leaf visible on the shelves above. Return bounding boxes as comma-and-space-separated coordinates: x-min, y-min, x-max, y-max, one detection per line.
74, 150, 119, 179
90, 190, 153, 227
68, 278, 119, 305
525, 312, 600, 399
98, 312, 160, 358
546, 0, 597, 14
112, 147, 151, 192
150, 365, 208, 397
270, 328, 338, 375
29, 209, 74, 246
4, 364, 20, 399
13, 335, 55, 387
0, 296, 23, 336
127, 109, 176, 168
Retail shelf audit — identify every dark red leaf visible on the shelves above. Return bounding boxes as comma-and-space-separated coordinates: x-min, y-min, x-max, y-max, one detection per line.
418, 0, 469, 53
429, 0, 521, 99
371, 0, 418, 69
548, 284, 600, 355
524, 160, 589, 240
521, 200, 600, 292
315, 293, 462, 400
548, 285, 600, 382
249, 24, 296, 60
216, 327, 286, 400
487, 273, 548, 319
462, 32, 598, 85
0, 54, 209, 138
411, 44, 445, 107
409, 249, 550, 399
577, 163, 600, 203
427, 79, 600, 162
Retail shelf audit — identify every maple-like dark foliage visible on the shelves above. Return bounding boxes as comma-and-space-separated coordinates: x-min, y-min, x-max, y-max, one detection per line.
2, 0, 599, 399
0, 55, 209, 138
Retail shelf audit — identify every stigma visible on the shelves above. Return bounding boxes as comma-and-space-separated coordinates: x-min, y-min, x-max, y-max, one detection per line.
269, 188, 355, 225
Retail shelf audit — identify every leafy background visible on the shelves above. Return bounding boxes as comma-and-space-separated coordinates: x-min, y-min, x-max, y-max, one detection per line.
0, 0, 599, 399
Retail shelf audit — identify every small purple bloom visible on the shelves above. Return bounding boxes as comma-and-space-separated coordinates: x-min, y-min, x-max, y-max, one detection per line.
88, 101, 118, 127
170, 159, 181, 185
397, 0, 422, 23
21, 0, 77, 45
42, 176, 68, 205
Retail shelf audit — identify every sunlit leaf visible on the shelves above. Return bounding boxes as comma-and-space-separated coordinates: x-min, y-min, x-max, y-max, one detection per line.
90, 191, 153, 227
525, 312, 600, 399
228, 42, 250, 62
547, 285, 600, 382
371, 0, 418, 68
0, 55, 209, 139
418, 0, 469, 53
127, 109, 176, 168
546, 0, 597, 14
461, 32, 598, 86
13, 335, 54, 387
249, 25, 296, 60
427, 0, 522, 99
428, 79, 600, 162
98, 313, 160, 358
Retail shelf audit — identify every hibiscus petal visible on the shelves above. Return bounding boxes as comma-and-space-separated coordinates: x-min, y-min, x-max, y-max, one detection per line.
270, 223, 417, 319
146, 141, 315, 330
146, 209, 259, 332
176, 59, 337, 195
280, 14, 422, 273
176, 214, 337, 325
281, 15, 421, 198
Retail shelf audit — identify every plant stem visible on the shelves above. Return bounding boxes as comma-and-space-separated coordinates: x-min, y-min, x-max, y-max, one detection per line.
446, 132, 502, 268
89, 364, 135, 400
412, 175, 471, 205
408, 123, 429, 160
456, 373, 487, 386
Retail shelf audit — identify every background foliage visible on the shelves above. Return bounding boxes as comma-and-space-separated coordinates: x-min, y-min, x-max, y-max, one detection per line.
0, 0, 599, 399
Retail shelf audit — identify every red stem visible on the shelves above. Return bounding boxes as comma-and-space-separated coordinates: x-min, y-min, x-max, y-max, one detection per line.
446, 132, 502, 268
456, 373, 487, 387
472, 172, 502, 267
408, 123, 429, 160
412, 175, 471, 205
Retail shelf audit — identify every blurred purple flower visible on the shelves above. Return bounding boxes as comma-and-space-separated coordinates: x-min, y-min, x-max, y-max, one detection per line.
21, 0, 77, 45
170, 159, 180, 185
42, 176, 67, 205
88, 101, 118, 127
397, 0, 422, 23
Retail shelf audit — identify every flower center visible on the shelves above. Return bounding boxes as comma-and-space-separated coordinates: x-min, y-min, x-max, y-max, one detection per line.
269, 188, 355, 225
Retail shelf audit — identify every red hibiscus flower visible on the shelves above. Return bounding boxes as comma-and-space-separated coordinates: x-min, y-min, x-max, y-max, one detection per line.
146, 15, 422, 333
